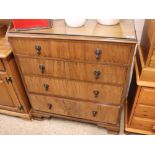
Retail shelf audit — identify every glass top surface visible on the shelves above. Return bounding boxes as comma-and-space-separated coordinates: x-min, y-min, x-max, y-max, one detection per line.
10, 19, 137, 40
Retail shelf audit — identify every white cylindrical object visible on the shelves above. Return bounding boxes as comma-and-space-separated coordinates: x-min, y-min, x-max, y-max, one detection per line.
65, 19, 86, 27
97, 19, 120, 25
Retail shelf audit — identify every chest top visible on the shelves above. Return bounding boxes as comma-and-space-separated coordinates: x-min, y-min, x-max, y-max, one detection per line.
8, 19, 137, 43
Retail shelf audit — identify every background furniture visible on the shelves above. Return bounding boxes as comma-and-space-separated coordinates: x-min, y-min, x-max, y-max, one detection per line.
0, 26, 30, 118
125, 19, 155, 134
8, 19, 136, 133
138, 20, 155, 82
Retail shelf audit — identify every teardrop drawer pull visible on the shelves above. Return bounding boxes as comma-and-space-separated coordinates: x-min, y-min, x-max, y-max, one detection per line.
39, 64, 45, 73
44, 84, 49, 91
93, 90, 99, 97
47, 103, 52, 110
94, 70, 101, 79
95, 48, 102, 59
35, 45, 41, 55
92, 111, 98, 117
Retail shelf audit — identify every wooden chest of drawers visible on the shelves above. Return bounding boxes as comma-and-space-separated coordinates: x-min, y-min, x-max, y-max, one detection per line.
8, 19, 136, 133
125, 20, 155, 135
125, 60, 155, 134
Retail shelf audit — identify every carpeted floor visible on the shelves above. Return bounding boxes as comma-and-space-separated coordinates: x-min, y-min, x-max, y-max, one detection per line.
0, 109, 124, 135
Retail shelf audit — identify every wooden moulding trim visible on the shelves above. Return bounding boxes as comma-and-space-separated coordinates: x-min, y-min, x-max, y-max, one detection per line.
125, 126, 154, 135
0, 109, 31, 119
7, 32, 137, 44
31, 109, 120, 128
138, 45, 145, 68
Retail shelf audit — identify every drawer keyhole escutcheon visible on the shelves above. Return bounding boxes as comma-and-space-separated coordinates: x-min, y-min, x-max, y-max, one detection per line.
44, 84, 49, 91
93, 90, 100, 97
39, 64, 45, 73
94, 70, 101, 79
35, 44, 41, 55
18, 105, 24, 112
47, 103, 52, 110
95, 48, 102, 59
92, 111, 98, 117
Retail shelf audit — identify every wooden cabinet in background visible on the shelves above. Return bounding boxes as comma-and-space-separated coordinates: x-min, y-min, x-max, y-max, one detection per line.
137, 20, 155, 83
125, 50, 155, 134
0, 33, 30, 119
140, 19, 155, 67
8, 19, 137, 133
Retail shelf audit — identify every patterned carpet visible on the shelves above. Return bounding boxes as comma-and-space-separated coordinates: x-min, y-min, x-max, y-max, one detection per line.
0, 110, 124, 135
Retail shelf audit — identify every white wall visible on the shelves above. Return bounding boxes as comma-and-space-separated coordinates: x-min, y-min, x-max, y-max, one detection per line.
134, 19, 145, 43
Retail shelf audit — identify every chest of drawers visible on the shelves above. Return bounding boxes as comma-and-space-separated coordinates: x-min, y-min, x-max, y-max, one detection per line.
8, 19, 136, 133
125, 63, 155, 134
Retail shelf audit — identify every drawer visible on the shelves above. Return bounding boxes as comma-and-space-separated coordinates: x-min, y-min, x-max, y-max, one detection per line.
0, 59, 5, 71
24, 76, 123, 105
17, 57, 127, 85
10, 38, 132, 65
134, 104, 155, 119
138, 87, 155, 106
29, 94, 120, 124
131, 117, 155, 132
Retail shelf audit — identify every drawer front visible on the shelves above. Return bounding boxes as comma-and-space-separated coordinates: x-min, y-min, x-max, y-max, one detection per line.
10, 38, 132, 65
138, 87, 155, 106
17, 57, 127, 85
0, 59, 5, 71
135, 104, 155, 119
131, 117, 155, 132
29, 94, 120, 124
24, 76, 123, 105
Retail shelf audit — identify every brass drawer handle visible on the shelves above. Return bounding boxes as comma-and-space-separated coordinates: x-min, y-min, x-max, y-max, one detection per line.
95, 48, 102, 59
94, 70, 101, 79
35, 45, 41, 55
44, 84, 49, 91
92, 111, 98, 117
47, 103, 52, 110
39, 64, 45, 73
93, 90, 99, 97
